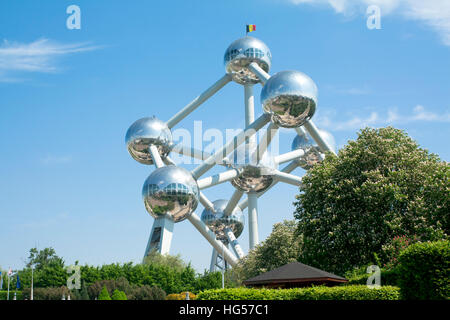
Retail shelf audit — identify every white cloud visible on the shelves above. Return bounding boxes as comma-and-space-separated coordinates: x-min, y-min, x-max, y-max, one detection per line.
315, 105, 450, 131
0, 38, 100, 82
287, 0, 450, 46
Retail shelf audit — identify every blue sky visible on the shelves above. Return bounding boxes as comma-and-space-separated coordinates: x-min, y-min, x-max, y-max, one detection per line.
1, 0, 449, 273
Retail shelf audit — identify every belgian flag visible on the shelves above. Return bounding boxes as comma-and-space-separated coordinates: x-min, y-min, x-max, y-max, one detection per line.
246, 24, 256, 33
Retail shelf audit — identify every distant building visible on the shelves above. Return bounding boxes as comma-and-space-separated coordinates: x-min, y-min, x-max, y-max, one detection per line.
243, 262, 348, 288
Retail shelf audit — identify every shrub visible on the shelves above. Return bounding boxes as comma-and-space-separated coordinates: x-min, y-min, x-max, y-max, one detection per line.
166, 291, 197, 300
197, 285, 400, 300
129, 285, 166, 300
111, 289, 127, 300
0, 291, 23, 300
98, 286, 111, 300
380, 235, 419, 270
345, 268, 400, 286
397, 240, 449, 300
22, 286, 70, 300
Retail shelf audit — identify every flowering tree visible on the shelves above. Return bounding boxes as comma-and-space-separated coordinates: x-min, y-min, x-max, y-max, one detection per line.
294, 127, 449, 275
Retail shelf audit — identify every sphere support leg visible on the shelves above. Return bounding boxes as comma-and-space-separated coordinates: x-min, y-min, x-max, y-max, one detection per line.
248, 192, 259, 250
143, 215, 174, 261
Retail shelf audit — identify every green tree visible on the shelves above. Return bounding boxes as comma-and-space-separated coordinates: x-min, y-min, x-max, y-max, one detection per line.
231, 220, 302, 282
143, 250, 187, 272
98, 286, 111, 300
294, 127, 449, 275
79, 281, 90, 300
111, 289, 127, 300
26, 247, 64, 270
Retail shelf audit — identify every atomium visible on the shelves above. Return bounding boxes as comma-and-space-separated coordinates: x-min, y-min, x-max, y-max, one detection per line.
291, 129, 336, 170
201, 199, 244, 242
125, 31, 338, 271
224, 36, 272, 85
126, 117, 173, 165
142, 166, 199, 223
261, 70, 318, 128
227, 144, 276, 193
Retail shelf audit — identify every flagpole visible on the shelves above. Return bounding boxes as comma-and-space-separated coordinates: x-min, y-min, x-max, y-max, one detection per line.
7, 274, 10, 300
31, 266, 34, 300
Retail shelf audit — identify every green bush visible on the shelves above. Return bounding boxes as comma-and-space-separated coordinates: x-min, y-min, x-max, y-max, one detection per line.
111, 289, 127, 300
98, 286, 111, 300
346, 268, 400, 286
397, 240, 449, 300
22, 287, 70, 300
0, 291, 23, 300
197, 285, 401, 300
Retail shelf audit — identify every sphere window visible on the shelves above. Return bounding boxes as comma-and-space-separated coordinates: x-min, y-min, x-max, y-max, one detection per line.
225, 49, 240, 62
244, 48, 264, 59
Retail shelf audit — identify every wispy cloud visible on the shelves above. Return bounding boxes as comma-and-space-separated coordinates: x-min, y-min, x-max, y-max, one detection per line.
40, 155, 73, 165
315, 105, 450, 131
287, 0, 450, 46
0, 38, 100, 82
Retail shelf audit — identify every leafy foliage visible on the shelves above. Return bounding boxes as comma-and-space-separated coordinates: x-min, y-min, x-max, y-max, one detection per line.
111, 289, 127, 300
98, 285, 111, 300
166, 291, 197, 300
294, 127, 449, 275
397, 240, 449, 300
197, 285, 401, 300
230, 220, 302, 283
22, 286, 70, 300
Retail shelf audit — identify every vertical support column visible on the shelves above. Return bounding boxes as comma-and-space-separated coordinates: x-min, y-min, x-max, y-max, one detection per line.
244, 84, 256, 153
143, 215, 174, 261
248, 192, 259, 250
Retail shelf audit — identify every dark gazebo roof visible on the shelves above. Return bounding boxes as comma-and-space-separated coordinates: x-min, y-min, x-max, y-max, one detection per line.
243, 262, 348, 288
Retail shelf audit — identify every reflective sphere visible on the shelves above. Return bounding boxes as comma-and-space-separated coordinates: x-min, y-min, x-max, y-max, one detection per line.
228, 144, 276, 193
224, 36, 272, 85
142, 166, 199, 223
261, 71, 318, 128
125, 117, 173, 165
291, 129, 335, 170
201, 199, 245, 241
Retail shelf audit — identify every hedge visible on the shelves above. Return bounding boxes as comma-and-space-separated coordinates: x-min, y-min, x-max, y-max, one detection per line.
197, 285, 401, 300
346, 269, 400, 286
0, 291, 23, 300
397, 240, 449, 300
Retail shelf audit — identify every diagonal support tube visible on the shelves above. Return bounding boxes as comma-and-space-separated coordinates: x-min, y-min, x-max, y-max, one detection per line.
167, 74, 232, 129
199, 192, 215, 212
191, 114, 271, 179
303, 120, 336, 155
149, 145, 165, 168
187, 212, 238, 267
273, 170, 303, 187
197, 169, 240, 190
225, 227, 245, 259
224, 189, 245, 216
248, 62, 270, 84
255, 122, 278, 163
274, 149, 305, 165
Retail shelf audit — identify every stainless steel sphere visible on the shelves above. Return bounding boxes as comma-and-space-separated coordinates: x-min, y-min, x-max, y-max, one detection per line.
227, 144, 275, 193
142, 166, 199, 223
261, 70, 318, 128
125, 117, 173, 165
201, 199, 245, 241
291, 129, 335, 170
224, 36, 272, 85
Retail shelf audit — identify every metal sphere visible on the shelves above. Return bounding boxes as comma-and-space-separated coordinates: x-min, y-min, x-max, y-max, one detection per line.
201, 199, 245, 241
224, 36, 272, 85
125, 117, 173, 165
291, 129, 335, 170
142, 166, 199, 223
227, 144, 275, 193
261, 70, 318, 128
